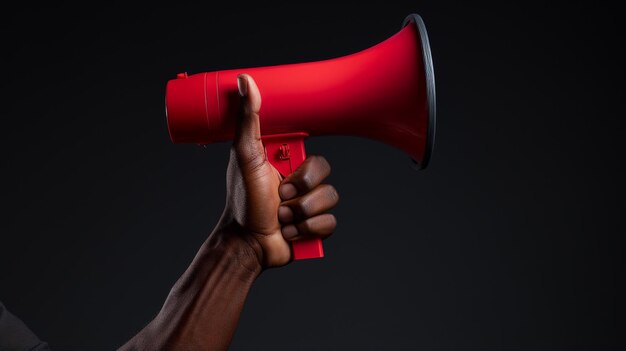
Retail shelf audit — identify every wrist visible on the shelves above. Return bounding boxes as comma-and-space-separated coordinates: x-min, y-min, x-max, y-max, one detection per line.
211, 216, 265, 274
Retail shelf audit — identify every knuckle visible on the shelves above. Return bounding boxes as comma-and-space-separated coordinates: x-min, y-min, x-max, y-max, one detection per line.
243, 153, 261, 167
299, 219, 314, 234
234, 142, 250, 158
323, 184, 339, 203
326, 214, 337, 228
308, 154, 322, 164
298, 171, 314, 190
318, 156, 331, 174
295, 197, 311, 217
309, 155, 330, 174
237, 151, 266, 174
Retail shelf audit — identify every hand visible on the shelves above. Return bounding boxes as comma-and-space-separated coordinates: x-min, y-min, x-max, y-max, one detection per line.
218, 74, 339, 268
118, 74, 339, 350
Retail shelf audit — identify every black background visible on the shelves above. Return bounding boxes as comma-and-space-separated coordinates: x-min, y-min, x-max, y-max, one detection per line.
1, 1, 624, 350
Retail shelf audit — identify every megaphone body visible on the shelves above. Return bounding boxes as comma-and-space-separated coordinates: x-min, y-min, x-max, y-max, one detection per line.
165, 14, 436, 260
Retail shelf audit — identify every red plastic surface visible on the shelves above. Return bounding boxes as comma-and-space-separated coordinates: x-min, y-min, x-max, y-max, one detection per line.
262, 133, 323, 260
165, 22, 430, 163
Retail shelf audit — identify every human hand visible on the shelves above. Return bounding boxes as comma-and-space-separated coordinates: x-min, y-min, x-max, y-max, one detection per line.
119, 74, 339, 351
217, 74, 339, 268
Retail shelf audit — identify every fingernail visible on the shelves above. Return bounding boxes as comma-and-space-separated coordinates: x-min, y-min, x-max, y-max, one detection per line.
278, 206, 293, 222
279, 183, 297, 200
237, 75, 248, 97
282, 224, 298, 239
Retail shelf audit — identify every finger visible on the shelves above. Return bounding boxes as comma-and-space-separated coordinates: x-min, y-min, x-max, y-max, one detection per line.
233, 74, 265, 171
278, 184, 339, 223
278, 155, 331, 200
281, 214, 337, 241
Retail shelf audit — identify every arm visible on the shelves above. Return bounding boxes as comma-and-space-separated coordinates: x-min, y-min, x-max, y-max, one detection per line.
119, 74, 339, 351
118, 225, 261, 351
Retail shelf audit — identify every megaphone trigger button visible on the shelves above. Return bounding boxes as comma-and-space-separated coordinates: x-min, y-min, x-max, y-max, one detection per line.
279, 144, 291, 160
176, 72, 188, 79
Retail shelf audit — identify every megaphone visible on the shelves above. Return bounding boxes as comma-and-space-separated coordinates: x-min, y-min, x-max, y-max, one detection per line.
165, 13, 436, 260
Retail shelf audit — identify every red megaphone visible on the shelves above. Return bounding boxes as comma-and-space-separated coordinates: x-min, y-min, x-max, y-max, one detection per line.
165, 13, 436, 260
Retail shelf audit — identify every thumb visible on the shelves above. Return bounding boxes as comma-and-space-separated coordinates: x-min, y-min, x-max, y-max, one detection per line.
234, 74, 265, 167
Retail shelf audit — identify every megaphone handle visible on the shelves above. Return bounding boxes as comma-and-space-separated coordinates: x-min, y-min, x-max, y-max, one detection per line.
261, 132, 324, 260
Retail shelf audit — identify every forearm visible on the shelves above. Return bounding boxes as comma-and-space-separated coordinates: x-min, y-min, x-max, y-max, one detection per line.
120, 223, 263, 351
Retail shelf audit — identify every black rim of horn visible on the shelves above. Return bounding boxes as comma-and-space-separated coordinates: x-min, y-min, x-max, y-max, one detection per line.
403, 14, 436, 170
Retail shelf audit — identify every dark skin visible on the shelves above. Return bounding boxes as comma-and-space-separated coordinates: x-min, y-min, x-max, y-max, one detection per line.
119, 74, 339, 351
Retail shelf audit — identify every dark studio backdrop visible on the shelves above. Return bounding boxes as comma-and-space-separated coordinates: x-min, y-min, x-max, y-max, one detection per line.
0, 1, 624, 350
